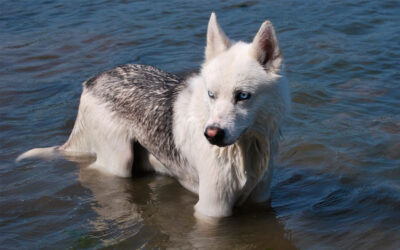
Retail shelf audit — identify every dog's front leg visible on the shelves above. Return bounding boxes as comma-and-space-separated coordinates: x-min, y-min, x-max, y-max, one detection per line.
194, 174, 237, 218
249, 164, 273, 203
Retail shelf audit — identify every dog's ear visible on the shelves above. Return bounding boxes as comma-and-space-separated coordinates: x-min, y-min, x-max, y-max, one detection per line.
205, 12, 231, 61
251, 21, 282, 73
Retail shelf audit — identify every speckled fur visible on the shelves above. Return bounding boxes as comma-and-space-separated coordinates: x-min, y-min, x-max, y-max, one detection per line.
85, 64, 186, 171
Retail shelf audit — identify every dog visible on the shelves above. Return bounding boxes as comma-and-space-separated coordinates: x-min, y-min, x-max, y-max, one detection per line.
17, 13, 290, 218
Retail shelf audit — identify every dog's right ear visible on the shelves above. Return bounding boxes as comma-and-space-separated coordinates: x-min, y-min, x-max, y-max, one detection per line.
205, 12, 231, 62
251, 21, 282, 73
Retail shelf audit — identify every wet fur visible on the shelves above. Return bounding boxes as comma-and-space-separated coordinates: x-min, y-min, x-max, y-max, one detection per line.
17, 13, 290, 217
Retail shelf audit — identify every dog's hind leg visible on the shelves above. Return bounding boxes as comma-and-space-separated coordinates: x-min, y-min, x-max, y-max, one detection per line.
89, 138, 134, 177
70, 92, 135, 177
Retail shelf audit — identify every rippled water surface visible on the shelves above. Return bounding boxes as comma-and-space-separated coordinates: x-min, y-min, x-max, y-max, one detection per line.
1, 0, 400, 249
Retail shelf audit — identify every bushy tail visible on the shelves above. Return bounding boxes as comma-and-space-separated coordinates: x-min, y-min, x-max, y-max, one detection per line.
16, 146, 60, 162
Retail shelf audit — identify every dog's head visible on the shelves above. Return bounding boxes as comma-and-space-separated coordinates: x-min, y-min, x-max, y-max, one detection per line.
201, 13, 290, 147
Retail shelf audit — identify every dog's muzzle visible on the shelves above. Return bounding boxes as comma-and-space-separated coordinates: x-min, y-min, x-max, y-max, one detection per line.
204, 126, 226, 147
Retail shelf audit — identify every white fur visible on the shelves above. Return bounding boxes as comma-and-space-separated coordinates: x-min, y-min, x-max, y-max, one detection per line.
17, 13, 290, 218
174, 14, 290, 217
62, 91, 136, 177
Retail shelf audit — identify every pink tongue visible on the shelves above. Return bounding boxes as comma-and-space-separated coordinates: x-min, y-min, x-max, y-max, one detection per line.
207, 128, 218, 137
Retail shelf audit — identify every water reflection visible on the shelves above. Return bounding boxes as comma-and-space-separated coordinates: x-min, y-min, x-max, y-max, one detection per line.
78, 163, 295, 248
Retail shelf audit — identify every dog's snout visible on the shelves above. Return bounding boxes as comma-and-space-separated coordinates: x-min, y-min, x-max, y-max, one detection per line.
204, 126, 225, 146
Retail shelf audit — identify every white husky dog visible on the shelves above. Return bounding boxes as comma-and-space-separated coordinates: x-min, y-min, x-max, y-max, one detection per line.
18, 13, 290, 217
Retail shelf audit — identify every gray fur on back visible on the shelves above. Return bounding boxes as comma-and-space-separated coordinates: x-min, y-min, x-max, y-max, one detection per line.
84, 64, 187, 173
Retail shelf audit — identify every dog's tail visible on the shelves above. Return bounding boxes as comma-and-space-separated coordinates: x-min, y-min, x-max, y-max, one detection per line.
16, 146, 60, 162
16, 144, 94, 163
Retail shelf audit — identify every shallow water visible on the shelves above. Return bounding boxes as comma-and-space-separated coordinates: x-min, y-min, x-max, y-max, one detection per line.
1, 0, 400, 249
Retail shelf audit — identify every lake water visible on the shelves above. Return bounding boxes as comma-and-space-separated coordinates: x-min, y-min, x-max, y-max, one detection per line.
1, 0, 399, 249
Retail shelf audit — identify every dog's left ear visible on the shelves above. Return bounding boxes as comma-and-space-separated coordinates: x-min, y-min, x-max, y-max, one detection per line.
251, 21, 282, 73
205, 12, 231, 62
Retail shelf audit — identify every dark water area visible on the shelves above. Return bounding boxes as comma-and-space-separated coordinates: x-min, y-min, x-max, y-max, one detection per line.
1, 0, 400, 249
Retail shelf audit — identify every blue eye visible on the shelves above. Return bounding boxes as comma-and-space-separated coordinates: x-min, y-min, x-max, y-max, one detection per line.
208, 91, 215, 99
236, 91, 251, 102
240, 92, 249, 99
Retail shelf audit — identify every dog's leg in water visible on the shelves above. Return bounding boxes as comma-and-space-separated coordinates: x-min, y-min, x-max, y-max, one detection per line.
249, 166, 273, 202
76, 92, 134, 177
195, 174, 235, 218
89, 139, 133, 178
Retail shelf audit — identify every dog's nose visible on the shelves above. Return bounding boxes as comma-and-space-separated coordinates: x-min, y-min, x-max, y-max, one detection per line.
204, 126, 225, 145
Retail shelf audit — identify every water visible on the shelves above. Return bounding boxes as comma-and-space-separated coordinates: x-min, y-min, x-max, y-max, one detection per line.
1, 0, 399, 249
